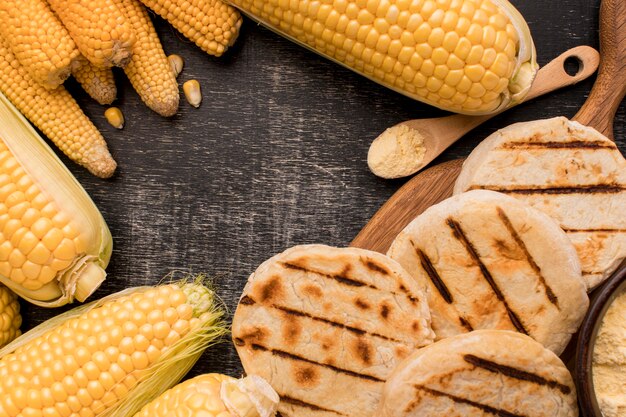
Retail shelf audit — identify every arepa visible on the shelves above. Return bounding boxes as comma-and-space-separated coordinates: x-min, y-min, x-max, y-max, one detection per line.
232, 244, 435, 417
454, 117, 626, 289
379, 330, 578, 417
387, 190, 588, 354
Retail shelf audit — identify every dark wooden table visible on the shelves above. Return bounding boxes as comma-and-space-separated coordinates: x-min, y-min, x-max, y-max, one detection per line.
21, 0, 626, 380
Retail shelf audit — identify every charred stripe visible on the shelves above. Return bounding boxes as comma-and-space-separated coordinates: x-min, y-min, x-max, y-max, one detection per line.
459, 316, 474, 331
413, 244, 453, 304
239, 295, 256, 305
469, 184, 625, 194
446, 218, 530, 335
412, 385, 525, 417
250, 344, 384, 382
564, 228, 626, 233
281, 396, 347, 415
498, 140, 617, 150
281, 261, 420, 304
464, 354, 571, 395
270, 304, 404, 343
496, 207, 559, 308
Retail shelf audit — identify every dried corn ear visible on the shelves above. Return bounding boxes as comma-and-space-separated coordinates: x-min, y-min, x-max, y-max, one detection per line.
0, 91, 113, 307
229, 0, 537, 114
47, 0, 137, 67
72, 58, 117, 105
0, 0, 81, 89
139, 0, 242, 57
0, 285, 20, 347
0, 280, 227, 417
116, 0, 180, 117
0, 38, 117, 178
133, 374, 279, 417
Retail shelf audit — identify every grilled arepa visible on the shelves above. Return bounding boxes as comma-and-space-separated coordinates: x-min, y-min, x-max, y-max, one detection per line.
454, 117, 626, 289
387, 190, 588, 355
232, 244, 435, 417
379, 330, 578, 417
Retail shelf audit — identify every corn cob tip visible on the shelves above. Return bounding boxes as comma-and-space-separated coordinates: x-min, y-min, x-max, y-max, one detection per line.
152, 95, 180, 117
82, 144, 118, 178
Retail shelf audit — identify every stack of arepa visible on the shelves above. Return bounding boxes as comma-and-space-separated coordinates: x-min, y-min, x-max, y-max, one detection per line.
232, 117, 624, 416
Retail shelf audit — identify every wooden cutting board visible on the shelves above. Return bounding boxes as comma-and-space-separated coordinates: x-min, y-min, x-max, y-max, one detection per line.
351, 0, 626, 254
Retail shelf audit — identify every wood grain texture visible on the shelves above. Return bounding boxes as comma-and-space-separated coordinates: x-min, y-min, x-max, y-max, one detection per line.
18, 0, 626, 383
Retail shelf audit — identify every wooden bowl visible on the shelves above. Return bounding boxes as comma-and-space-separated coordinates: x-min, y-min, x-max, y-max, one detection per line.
575, 260, 626, 416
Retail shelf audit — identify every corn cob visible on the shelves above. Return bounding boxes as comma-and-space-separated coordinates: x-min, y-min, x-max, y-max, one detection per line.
0, 285, 20, 348
116, 0, 180, 117
72, 58, 117, 105
47, 0, 137, 68
0, 0, 81, 89
0, 91, 113, 307
133, 374, 279, 417
0, 37, 117, 179
139, 0, 242, 57
0, 280, 227, 417
229, 0, 537, 115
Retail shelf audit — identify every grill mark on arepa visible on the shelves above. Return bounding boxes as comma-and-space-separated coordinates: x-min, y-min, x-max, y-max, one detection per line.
411, 242, 453, 304
362, 258, 390, 275
446, 218, 530, 336
281, 396, 347, 415
250, 344, 384, 382
469, 184, 625, 194
240, 295, 255, 305
458, 316, 474, 331
269, 303, 404, 343
498, 140, 617, 150
410, 385, 525, 417
496, 207, 559, 308
464, 354, 571, 394
280, 261, 420, 304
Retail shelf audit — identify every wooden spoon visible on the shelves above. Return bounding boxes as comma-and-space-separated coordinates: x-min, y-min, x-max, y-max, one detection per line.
353, 0, 626, 254
367, 46, 600, 179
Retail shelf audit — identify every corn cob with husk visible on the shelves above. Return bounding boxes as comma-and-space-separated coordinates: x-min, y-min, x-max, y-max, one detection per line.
0, 279, 227, 417
229, 0, 537, 115
0, 91, 113, 307
72, 57, 118, 105
0, 0, 81, 89
115, 0, 180, 117
47, 0, 137, 68
133, 374, 279, 417
0, 37, 117, 178
0, 285, 20, 348
139, 0, 242, 57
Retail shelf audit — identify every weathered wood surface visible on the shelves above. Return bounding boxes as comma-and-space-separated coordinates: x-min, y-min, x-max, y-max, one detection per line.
21, 0, 626, 380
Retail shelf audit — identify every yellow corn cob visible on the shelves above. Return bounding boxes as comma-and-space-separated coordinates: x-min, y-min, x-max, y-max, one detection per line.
0, 285, 20, 348
139, 0, 242, 57
230, 0, 537, 115
115, 0, 179, 117
72, 58, 117, 105
0, 90, 113, 307
0, 0, 81, 89
0, 37, 117, 179
47, 0, 137, 68
133, 374, 279, 417
0, 280, 227, 417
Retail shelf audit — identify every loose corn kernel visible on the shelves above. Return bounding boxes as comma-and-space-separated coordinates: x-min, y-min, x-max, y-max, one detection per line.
168, 55, 184, 78
0, 284, 20, 347
0, 38, 116, 178
72, 58, 117, 105
229, 0, 536, 114
184, 80, 202, 108
0, 0, 81, 89
115, 0, 179, 117
139, 0, 242, 57
0, 282, 226, 417
104, 108, 125, 130
47, 0, 137, 67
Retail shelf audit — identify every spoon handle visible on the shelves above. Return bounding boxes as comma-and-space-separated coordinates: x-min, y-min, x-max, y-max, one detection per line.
574, 0, 626, 138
